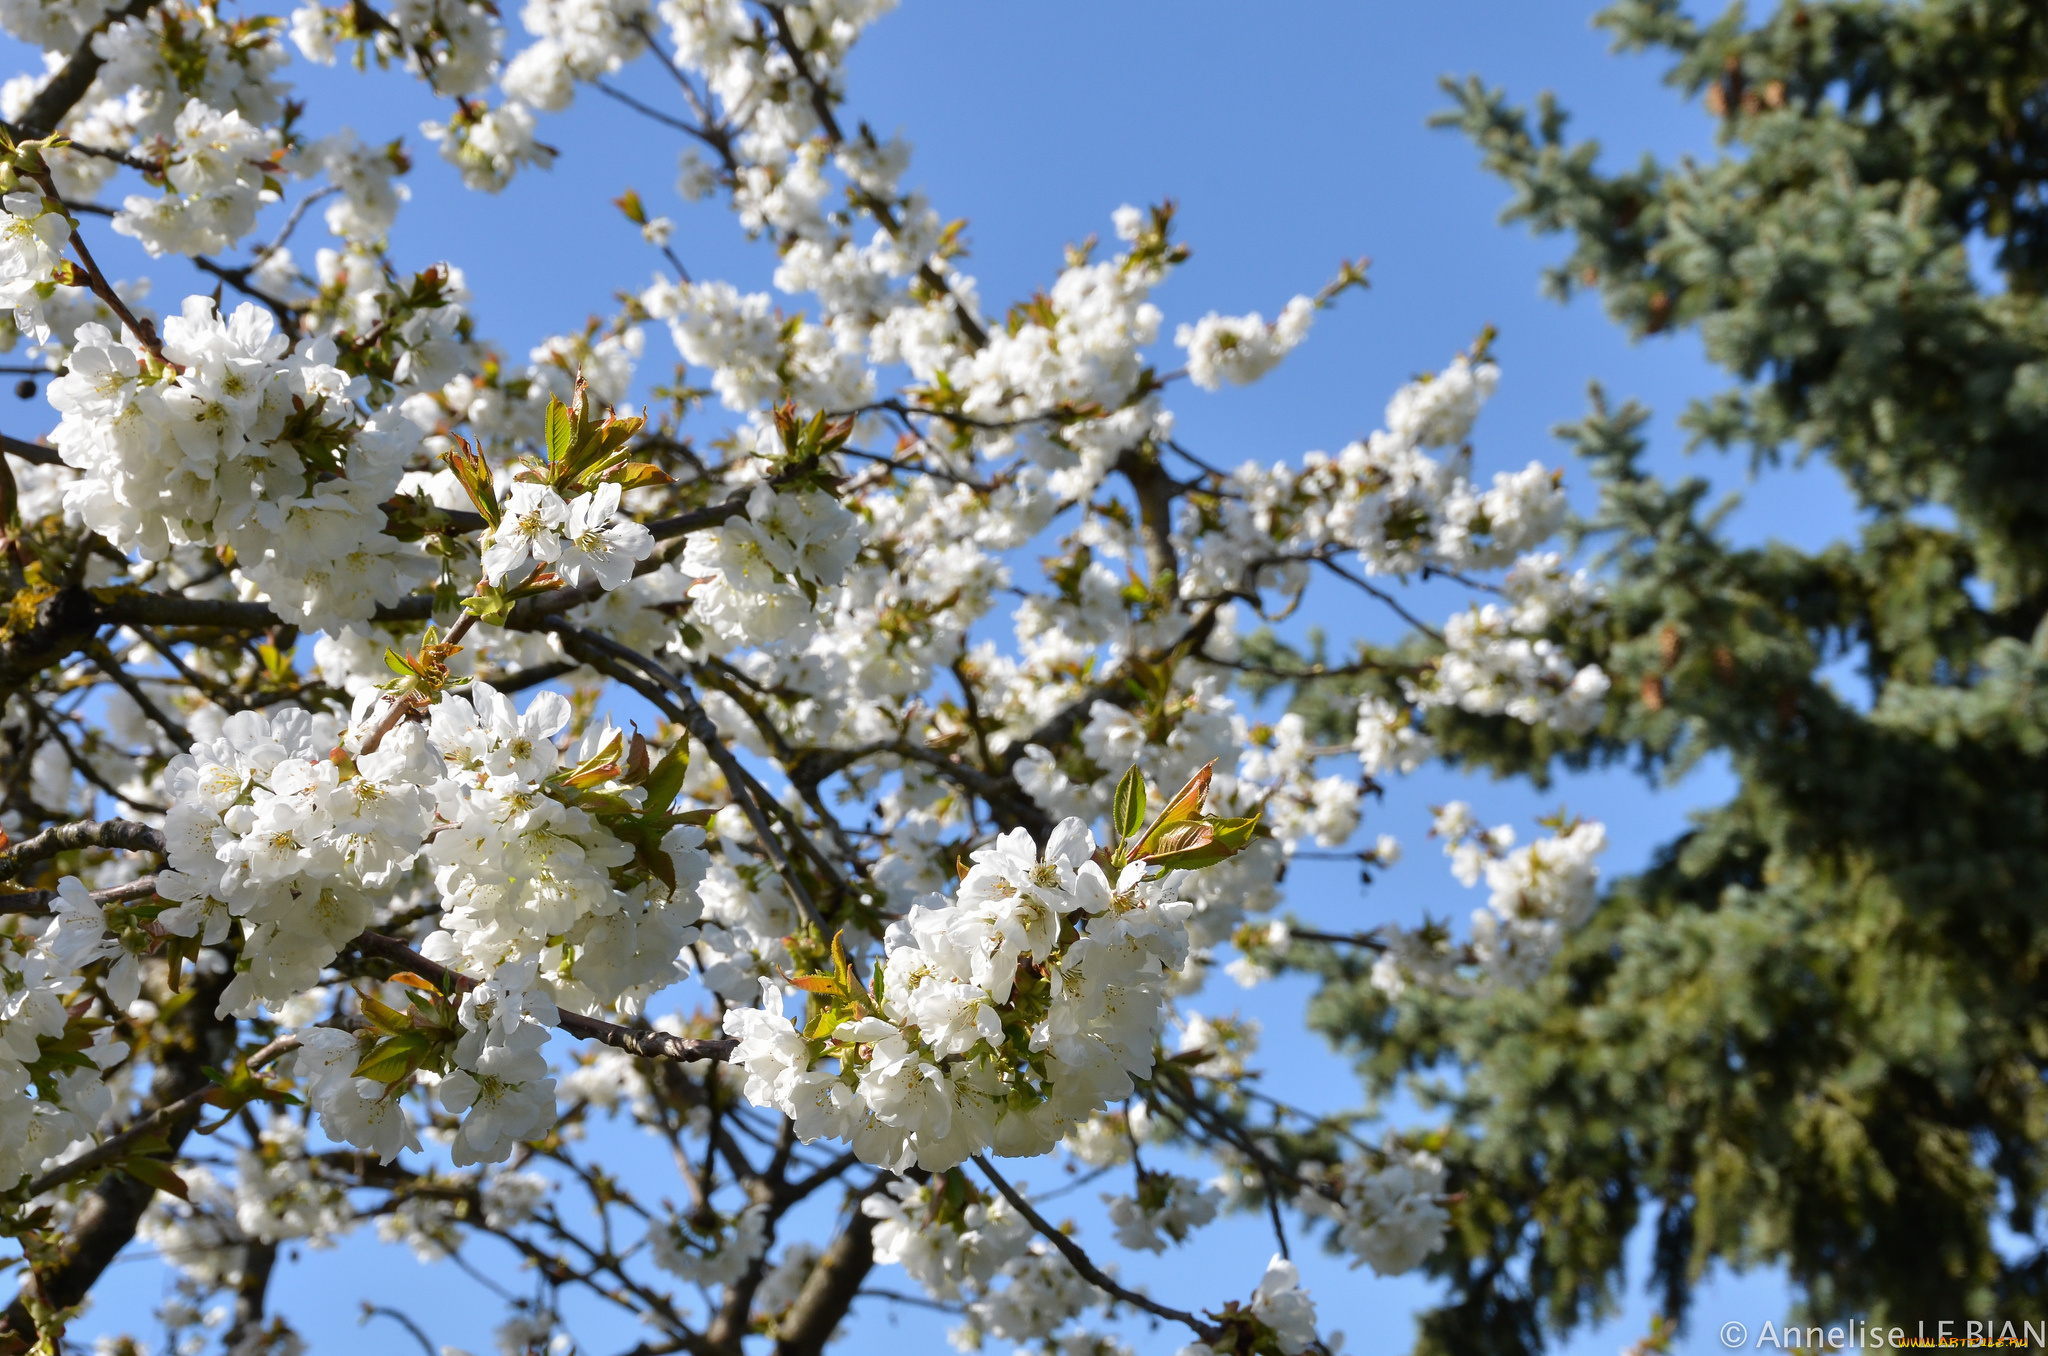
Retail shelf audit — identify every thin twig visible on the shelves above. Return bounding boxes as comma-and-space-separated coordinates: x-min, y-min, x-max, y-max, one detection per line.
190, 254, 300, 334
348, 931, 737, 1063
1286, 928, 1390, 950
87, 640, 193, 748
356, 601, 482, 757
1311, 553, 1444, 641
23, 1036, 300, 1199
852, 1288, 961, 1315
593, 79, 716, 144
0, 876, 158, 918
359, 1303, 438, 1356
970, 1154, 1218, 1343
258, 183, 340, 259
31, 174, 172, 368
544, 621, 828, 930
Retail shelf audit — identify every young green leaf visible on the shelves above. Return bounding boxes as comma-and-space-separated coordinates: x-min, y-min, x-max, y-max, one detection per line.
120, 1156, 190, 1202
1113, 765, 1147, 842
1134, 760, 1216, 857
544, 398, 574, 464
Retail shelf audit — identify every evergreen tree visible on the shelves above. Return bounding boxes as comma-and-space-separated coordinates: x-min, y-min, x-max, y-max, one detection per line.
1264, 2, 2048, 1349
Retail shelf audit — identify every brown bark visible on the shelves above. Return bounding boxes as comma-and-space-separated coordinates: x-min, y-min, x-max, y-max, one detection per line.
1114, 444, 1183, 589
772, 1198, 880, 1356
14, 0, 161, 140
221, 1240, 278, 1352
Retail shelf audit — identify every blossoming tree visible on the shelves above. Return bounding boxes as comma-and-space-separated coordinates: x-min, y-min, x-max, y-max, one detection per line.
0, 2, 1617, 1353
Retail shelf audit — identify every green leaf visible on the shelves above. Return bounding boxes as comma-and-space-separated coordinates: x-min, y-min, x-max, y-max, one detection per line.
1209, 814, 1259, 850
442, 439, 502, 528
1140, 813, 1260, 871
569, 791, 638, 816
352, 1031, 429, 1083
641, 741, 690, 813
830, 930, 877, 1014
603, 460, 673, 490
120, 1157, 189, 1202
804, 1002, 848, 1040
1113, 765, 1146, 842
358, 993, 414, 1034
1134, 760, 1215, 857
460, 587, 519, 627
545, 398, 574, 464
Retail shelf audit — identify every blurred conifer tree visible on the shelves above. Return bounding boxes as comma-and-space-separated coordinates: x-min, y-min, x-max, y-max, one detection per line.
1262, 4, 2048, 1348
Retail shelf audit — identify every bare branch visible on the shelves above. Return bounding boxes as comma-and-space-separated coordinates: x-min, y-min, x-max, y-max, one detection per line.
1311, 552, 1445, 641
190, 254, 301, 335
2, 434, 58, 465
86, 640, 193, 748
970, 1154, 1219, 1344
773, 1179, 892, 1356
0, 818, 165, 882
359, 1304, 439, 1356
0, 875, 158, 918
545, 620, 831, 930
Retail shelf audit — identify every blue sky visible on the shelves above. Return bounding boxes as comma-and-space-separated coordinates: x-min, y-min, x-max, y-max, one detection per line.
10, 1, 1871, 1352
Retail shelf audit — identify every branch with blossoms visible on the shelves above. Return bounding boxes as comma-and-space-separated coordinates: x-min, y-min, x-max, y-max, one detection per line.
0, 2, 1633, 1352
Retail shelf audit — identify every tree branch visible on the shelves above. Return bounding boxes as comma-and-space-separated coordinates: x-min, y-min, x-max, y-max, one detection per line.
359, 1304, 439, 1356
1, 435, 57, 466
0, 819, 164, 882
773, 1179, 891, 1356
21, 1034, 300, 1200
86, 639, 193, 748
12, 0, 161, 140
970, 1154, 1218, 1344
0, 876, 157, 918
348, 931, 737, 1063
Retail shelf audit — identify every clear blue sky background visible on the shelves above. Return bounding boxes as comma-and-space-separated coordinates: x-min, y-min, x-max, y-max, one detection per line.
15, 2, 1870, 1352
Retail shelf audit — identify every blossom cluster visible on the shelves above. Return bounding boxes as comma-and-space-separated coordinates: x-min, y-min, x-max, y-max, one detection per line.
679, 480, 862, 649
479, 479, 656, 590
422, 687, 709, 999
1175, 295, 1315, 390
1174, 1259, 1324, 1356
140, 686, 707, 1166
1295, 1143, 1451, 1276
1411, 551, 1611, 733
52, 301, 432, 633
0, 187, 70, 342
863, 1172, 1179, 1354
112, 99, 279, 258
156, 704, 434, 1017
1184, 354, 1568, 601
725, 818, 1201, 1173
1106, 1169, 1222, 1252
291, 0, 501, 99
1370, 801, 1610, 998
0, 880, 132, 1193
